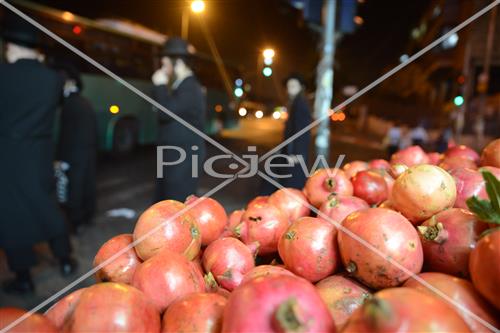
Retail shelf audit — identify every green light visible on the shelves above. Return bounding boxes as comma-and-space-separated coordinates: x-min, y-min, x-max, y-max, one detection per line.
453, 95, 464, 106
234, 87, 244, 98
262, 67, 273, 77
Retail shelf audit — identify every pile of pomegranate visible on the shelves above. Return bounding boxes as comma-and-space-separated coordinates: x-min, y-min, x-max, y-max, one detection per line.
2, 138, 500, 333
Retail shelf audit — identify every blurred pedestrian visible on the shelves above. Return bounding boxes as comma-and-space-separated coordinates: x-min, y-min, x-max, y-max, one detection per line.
55, 63, 97, 234
0, 14, 76, 294
436, 126, 454, 153
410, 120, 428, 147
384, 121, 402, 158
152, 37, 206, 202
261, 73, 311, 194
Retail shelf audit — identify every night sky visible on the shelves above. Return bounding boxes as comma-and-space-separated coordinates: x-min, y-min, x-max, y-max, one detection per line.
27, 0, 430, 103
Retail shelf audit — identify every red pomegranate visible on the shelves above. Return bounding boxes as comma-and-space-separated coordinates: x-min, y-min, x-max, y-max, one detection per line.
303, 168, 353, 208
315, 274, 371, 330
318, 195, 369, 225
351, 170, 389, 205
469, 229, 500, 311
247, 195, 269, 209
132, 248, 205, 312
0, 308, 57, 333
440, 156, 478, 171
268, 188, 310, 223
45, 288, 86, 330
480, 138, 500, 167
418, 208, 487, 278
221, 275, 335, 332
133, 200, 201, 261
445, 145, 480, 164
220, 209, 244, 238
338, 208, 423, 289
390, 164, 456, 224
427, 152, 443, 165
65, 283, 160, 332
161, 293, 227, 333
184, 196, 228, 246
388, 163, 408, 178
343, 288, 470, 332
93, 234, 141, 284
342, 160, 368, 179
241, 265, 294, 284
278, 217, 339, 282
404, 272, 500, 332
450, 168, 487, 209
238, 202, 288, 255
390, 145, 430, 166
368, 159, 391, 171
202, 237, 255, 291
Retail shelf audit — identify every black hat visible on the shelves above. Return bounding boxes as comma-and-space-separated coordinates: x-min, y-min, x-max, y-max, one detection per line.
1, 12, 41, 48
161, 37, 195, 57
283, 72, 306, 87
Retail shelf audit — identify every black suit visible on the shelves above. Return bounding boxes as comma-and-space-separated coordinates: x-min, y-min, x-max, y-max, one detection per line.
153, 75, 206, 202
0, 59, 71, 271
57, 92, 97, 229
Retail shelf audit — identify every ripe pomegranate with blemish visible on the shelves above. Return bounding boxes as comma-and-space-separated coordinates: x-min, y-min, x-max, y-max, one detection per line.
318, 195, 369, 225
184, 195, 228, 245
450, 168, 487, 209
220, 209, 244, 238
390, 145, 429, 166
241, 265, 294, 284
278, 217, 339, 282
440, 156, 477, 171
316, 274, 371, 330
202, 237, 255, 291
222, 275, 335, 332
418, 208, 487, 278
45, 288, 86, 330
480, 138, 500, 167
0, 308, 57, 333
343, 288, 470, 333
338, 208, 423, 289
404, 272, 500, 332
303, 168, 353, 208
342, 160, 368, 179
469, 229, 500, 311
132, 248, 205, 312
390, 164, 456, 224
351, 170, 389, 205
238, 202, 288, 255
93, 234, 141, 284
161, 293, 227, 333
445, 145, 480, 164
65, 283, 161, 332
427, 152, 443, 165
368, 159, 391, 171
268, 188, 310, 223
133, 200, 201, 261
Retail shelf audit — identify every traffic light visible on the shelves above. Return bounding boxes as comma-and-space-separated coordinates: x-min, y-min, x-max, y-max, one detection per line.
453, 95, 464, 107
262, 67, 273, 77
234, 78, 244, 98
262, 48, 275, 78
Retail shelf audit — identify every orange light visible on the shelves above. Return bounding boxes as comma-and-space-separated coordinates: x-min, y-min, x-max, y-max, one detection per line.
72, 25, 82, 35
338, 112, 346, 121
62, 11, 74, 22
331, 112, 346, 121
354, 16, 364, 25
215, 104, 223, 113
109, 105, 120, 114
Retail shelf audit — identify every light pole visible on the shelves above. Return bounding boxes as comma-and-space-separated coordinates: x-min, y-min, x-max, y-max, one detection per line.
181, 0, 205, 39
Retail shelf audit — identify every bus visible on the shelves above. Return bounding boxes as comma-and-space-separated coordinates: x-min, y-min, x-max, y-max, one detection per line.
0, 0, 236, 152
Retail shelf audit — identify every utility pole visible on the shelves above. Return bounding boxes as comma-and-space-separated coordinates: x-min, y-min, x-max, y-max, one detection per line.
314, 0, 336, 162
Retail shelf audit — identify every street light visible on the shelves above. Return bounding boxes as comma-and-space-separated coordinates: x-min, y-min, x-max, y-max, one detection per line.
191, 0, 205, 13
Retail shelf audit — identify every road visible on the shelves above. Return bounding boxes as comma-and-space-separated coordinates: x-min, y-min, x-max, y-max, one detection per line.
0, 117, 386, 309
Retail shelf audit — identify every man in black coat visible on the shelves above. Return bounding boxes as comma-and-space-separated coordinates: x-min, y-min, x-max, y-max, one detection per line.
152, 37, 206, 202
261, 73, 312, 194
0, 14, 76, 293
56, 64, 97, 233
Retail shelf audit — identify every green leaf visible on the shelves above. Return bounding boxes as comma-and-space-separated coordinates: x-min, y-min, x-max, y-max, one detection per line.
481, 170, 500, 212
466, 196, 500, 225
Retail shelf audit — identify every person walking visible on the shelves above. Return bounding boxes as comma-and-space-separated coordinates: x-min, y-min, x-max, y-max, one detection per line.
261, 73, 311, 194
55, 63, 97, 234
152, 37, 206, 202
384, 121, 402, 158
0, 14, 76, 293
410, 120, 429, 147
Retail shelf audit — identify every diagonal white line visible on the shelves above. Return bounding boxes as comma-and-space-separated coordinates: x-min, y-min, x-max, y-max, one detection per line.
0, 168, 247, 333
257, 171, 500, 333
0, 0, 248, 168
259, 0, 500, 162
